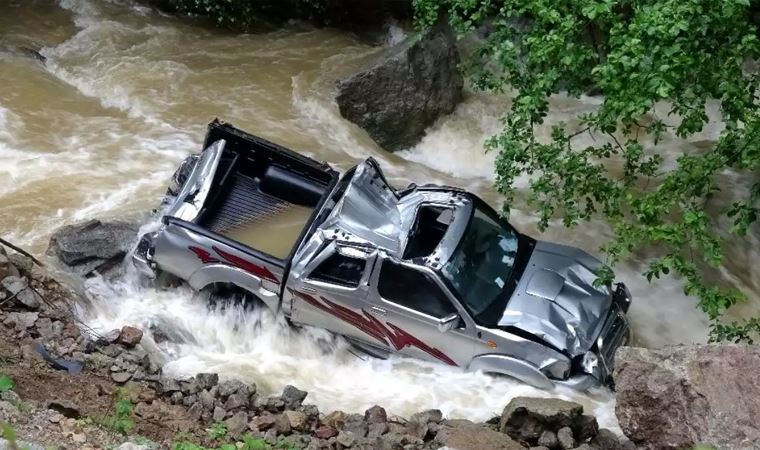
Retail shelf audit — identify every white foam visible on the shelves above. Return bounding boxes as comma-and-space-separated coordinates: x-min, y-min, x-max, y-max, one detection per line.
82, 269, 617, 427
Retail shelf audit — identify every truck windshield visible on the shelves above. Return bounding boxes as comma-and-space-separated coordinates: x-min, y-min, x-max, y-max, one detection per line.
441, 203, 519, 325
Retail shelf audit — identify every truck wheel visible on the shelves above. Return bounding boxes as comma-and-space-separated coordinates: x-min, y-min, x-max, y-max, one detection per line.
206, 283, 265, 312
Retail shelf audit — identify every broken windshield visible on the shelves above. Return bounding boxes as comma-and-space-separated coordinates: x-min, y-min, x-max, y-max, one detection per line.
441, 201, 519, 326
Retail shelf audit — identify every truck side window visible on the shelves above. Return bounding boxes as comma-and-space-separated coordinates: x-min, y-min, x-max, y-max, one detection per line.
309, 253, 366, 288
378, 261, 456, 318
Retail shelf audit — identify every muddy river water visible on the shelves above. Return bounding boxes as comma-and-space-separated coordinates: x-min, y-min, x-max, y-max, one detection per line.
2, 0, 758, 430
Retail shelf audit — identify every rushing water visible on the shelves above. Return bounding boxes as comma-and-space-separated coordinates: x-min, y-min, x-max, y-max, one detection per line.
2, 0, 757, 430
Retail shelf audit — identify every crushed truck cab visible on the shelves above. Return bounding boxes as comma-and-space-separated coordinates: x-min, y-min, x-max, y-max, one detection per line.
134, 121, 632, 390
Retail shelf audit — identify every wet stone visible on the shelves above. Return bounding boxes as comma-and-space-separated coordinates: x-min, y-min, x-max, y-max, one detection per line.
225, 392, 248, 410
314, 425, 337, 439
336, 431, 357, 448
557, 427, 575, 450
365, 405, 387, 424
212, 406, 227, 422
538, 430, 558, 449
169, 391, 183, 404
281, 385, 308, 409
250, 413, 277, 431
196, 373, 219, 390
226, 411, 249, 437
117, 325, 143, 348
410, 409, 443, 424
367, 422, 388, 438
159, 377, 181, 394
199, 389, 215, 410
284, 410, 308, 432
405, 420, 429, 440
111, 372, 132, 384
218, 379, 247, 398
182, 394, 197, 407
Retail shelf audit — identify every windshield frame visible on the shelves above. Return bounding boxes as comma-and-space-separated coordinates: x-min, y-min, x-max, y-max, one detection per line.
438, 195, 534, 327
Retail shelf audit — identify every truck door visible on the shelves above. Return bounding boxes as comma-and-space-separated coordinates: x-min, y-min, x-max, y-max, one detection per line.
287, 244, 378, 344
367, 256, 478, 368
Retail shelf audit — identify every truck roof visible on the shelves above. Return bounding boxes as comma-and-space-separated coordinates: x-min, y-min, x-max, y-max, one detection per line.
310, 159, 473, 268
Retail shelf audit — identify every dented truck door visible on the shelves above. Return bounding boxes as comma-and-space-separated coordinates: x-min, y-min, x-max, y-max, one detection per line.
287, 243, 380, 345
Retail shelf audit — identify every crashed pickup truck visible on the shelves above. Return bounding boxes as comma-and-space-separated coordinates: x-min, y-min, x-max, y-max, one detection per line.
133, 120, 632, 390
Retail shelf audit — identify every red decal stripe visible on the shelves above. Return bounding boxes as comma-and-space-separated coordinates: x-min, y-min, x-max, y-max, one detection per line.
189, 246, 220, 264
291, 290, 457, 366
212, 246, 280, 284
188, 245, 280, 284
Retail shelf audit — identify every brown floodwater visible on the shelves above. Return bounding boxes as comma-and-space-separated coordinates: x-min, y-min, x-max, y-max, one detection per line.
1, 0, 757, 428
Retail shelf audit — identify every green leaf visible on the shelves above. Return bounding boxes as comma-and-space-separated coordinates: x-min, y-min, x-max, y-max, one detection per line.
0, 375, 14, 393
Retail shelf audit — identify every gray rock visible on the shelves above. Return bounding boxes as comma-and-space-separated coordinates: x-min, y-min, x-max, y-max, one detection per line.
169, 391, 183, 404
336, 430, 357, 448
7, 253, 33, 273
500, 397, 584, 441
342, 414, 368, 438
6, 311, 38, 331
335, 22, 463, 153
196, 373, 219, 390
281, 384, 308, 409
367, 421, 388, 438
538, 430, 558, 449
181, 378, 200, 395
199, 389, 216, 411
557, 426, 575, 450
35, 318, 54, 338
225, 392, 249, 410
529, 447, 550, 450
615, 344, 760, 450
218, 379, 247, 398
111, 372, 132, 384
159, 377, 181, 394
182, 394, 197, 407
47, 220, 138, 276
250, 413, 277, 431
226, 411, 249, 437
409, 409, 443, 424
1, 276, 40, 309
1, 275, 27, 295
274, 413, 292, 435
435, 420, 524, 450
213, 406, 227, 422
0, 250, 20, 280
574, 414, 599, 442
405, 420, 428, 440
590, 429, 623, 450
364, 405, 387, 424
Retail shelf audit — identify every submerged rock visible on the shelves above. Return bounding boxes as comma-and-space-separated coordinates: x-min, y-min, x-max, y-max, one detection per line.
336, 23, 463, 152
615, 344, 760, 450
47, 219, 138, 276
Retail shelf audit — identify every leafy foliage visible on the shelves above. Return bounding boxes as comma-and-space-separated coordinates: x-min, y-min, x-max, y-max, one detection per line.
167, 0, 330, 31
100, 389, 135, 435
0, 375, 14, 393
207, 422, 228, 441
414, 0, 760, 341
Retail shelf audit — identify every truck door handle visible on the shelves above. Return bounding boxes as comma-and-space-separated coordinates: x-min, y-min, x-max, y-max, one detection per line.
370, 306, 387, 316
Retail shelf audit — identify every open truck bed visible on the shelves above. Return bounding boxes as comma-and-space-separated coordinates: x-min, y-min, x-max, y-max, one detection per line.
195, 123, 336, 260
142, 121, 339, 303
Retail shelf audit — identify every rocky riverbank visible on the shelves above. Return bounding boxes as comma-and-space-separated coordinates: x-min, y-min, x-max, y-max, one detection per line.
1, 223, 760, 450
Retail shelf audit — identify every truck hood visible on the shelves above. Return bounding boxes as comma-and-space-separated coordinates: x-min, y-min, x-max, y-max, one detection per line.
497, 241, 612, 356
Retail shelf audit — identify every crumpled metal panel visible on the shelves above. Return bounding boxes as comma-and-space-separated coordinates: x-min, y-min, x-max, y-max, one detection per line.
499, 240, 613, 355
167, 140, 225, 222
314, 160, 468, 259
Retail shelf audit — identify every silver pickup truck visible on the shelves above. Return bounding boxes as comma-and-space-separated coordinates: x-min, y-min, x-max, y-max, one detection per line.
133, 121, 632, 390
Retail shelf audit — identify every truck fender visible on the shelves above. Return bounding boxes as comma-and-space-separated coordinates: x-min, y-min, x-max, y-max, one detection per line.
468, 354, 554, 390
188, 264, 280, 313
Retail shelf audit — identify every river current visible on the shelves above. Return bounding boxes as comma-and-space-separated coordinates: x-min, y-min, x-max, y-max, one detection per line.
2, 0, 756, 430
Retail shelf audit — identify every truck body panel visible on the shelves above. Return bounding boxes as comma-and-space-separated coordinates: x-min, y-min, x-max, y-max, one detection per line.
134, 121, 632, 390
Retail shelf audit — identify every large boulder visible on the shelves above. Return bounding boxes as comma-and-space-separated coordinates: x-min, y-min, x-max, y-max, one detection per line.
615, 345, 760, 450
336, 23, 463, 152
47, 220, 138, 276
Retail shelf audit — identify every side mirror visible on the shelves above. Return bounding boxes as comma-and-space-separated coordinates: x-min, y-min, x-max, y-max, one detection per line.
437, 313, 460, 333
